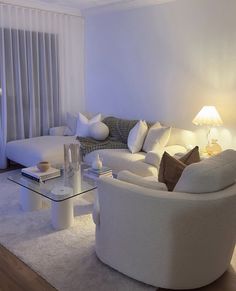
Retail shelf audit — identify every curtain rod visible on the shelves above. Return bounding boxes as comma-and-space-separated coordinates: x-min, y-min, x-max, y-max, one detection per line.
0, 1, 83, 19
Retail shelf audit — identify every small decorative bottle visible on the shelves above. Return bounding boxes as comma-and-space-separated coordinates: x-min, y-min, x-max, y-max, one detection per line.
92, 154, 103, 170
206, 139, 222, 156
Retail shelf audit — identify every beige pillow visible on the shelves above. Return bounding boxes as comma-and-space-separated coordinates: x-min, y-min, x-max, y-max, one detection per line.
118, 170, 167, 191
158, 146, 200, 191
143, 124, 171, 153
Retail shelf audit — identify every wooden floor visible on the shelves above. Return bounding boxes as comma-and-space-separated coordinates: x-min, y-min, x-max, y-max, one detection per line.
0, 244, 56, 291
0, 164, 56, 291
0, 167, 236, 291
160, 266, 236, 291
0, 163, 22, 174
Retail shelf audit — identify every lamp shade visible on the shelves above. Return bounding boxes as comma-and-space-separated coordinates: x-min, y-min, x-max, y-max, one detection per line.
192, 106, 223, 126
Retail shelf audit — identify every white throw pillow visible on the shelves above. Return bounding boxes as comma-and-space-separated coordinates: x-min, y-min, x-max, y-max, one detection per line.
143, 124, 171, 152
76, 113, 102, 137
64, 112, 78, 136
118, 170, 167, 191
89, 122, 109, 141
174, 149, 236, 193
128, 120, 148, 154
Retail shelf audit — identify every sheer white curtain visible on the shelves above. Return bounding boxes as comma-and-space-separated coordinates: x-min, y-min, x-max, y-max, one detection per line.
0, 4, 84, 168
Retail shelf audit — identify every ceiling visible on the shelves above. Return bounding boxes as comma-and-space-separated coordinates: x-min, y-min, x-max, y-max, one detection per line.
36, 0, 172, 11
37, 0, 125, 10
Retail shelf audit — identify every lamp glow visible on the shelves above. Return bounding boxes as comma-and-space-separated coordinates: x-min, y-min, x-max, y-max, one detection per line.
192, 106, 223, 126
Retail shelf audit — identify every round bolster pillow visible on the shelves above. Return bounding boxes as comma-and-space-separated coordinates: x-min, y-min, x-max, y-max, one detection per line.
89, 122, 109, 141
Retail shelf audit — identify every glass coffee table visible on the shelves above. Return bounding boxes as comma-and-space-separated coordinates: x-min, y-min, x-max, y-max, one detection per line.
8, 168, 97, 230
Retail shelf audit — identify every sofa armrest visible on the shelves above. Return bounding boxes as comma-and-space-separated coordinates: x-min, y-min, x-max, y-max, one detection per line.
117, 170, 167, 191
49, 126, 67, 136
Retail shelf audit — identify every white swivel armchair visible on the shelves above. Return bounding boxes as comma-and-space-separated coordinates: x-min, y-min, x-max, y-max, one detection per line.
93, 177, 236, 289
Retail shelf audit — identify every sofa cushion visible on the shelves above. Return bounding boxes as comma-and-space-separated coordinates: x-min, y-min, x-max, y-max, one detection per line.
6, 136, 77, 167
117, 170, 167, 191
174, 149, 236, 193
84, 149, 158, 176
159, 146, 200, 191
128, 120, 148, 154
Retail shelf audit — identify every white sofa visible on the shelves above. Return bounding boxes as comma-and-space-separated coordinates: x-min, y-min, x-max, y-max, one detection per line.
6, 125, 195, 176
84, 127, 195, 176
94, 176, 236, 289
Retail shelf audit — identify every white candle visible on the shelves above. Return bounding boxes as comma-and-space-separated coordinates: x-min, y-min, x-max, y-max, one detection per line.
68, 148, 72, 164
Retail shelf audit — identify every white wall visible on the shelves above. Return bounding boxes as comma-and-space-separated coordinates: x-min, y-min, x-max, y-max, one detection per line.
85, 0, 236, 149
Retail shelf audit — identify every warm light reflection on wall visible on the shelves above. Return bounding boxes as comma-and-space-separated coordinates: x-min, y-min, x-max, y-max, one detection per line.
194, 127, 233, 150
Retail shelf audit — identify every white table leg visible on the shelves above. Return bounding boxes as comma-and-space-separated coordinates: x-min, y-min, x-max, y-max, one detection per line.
20, 187, 43, 211
51, 199, 74, 230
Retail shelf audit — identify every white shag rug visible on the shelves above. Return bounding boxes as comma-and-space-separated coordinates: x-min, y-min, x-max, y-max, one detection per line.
0, 170, 156, 291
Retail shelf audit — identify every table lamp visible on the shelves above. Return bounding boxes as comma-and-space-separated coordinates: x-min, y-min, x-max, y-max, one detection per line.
192, 106, 223, 155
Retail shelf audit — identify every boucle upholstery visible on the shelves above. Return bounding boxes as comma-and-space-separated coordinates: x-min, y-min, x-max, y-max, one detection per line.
117, 170, 167, 191
175, 149, 236, 193
6, 136, 77, 167
94, 177, 236, 289
84, 149, 158, 176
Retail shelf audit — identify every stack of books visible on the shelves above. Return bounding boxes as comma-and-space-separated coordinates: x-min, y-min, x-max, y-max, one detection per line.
21, 166, 61, 182
84, 166, 113, 179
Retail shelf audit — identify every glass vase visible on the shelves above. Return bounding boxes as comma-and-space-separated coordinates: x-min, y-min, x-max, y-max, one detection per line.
64, 143, 81, 192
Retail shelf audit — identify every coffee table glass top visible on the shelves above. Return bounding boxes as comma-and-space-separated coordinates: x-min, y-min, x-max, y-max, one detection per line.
8, 168, 97, 202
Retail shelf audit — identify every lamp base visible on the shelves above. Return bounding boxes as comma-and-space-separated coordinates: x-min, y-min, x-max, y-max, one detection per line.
205, 139, 222, 156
